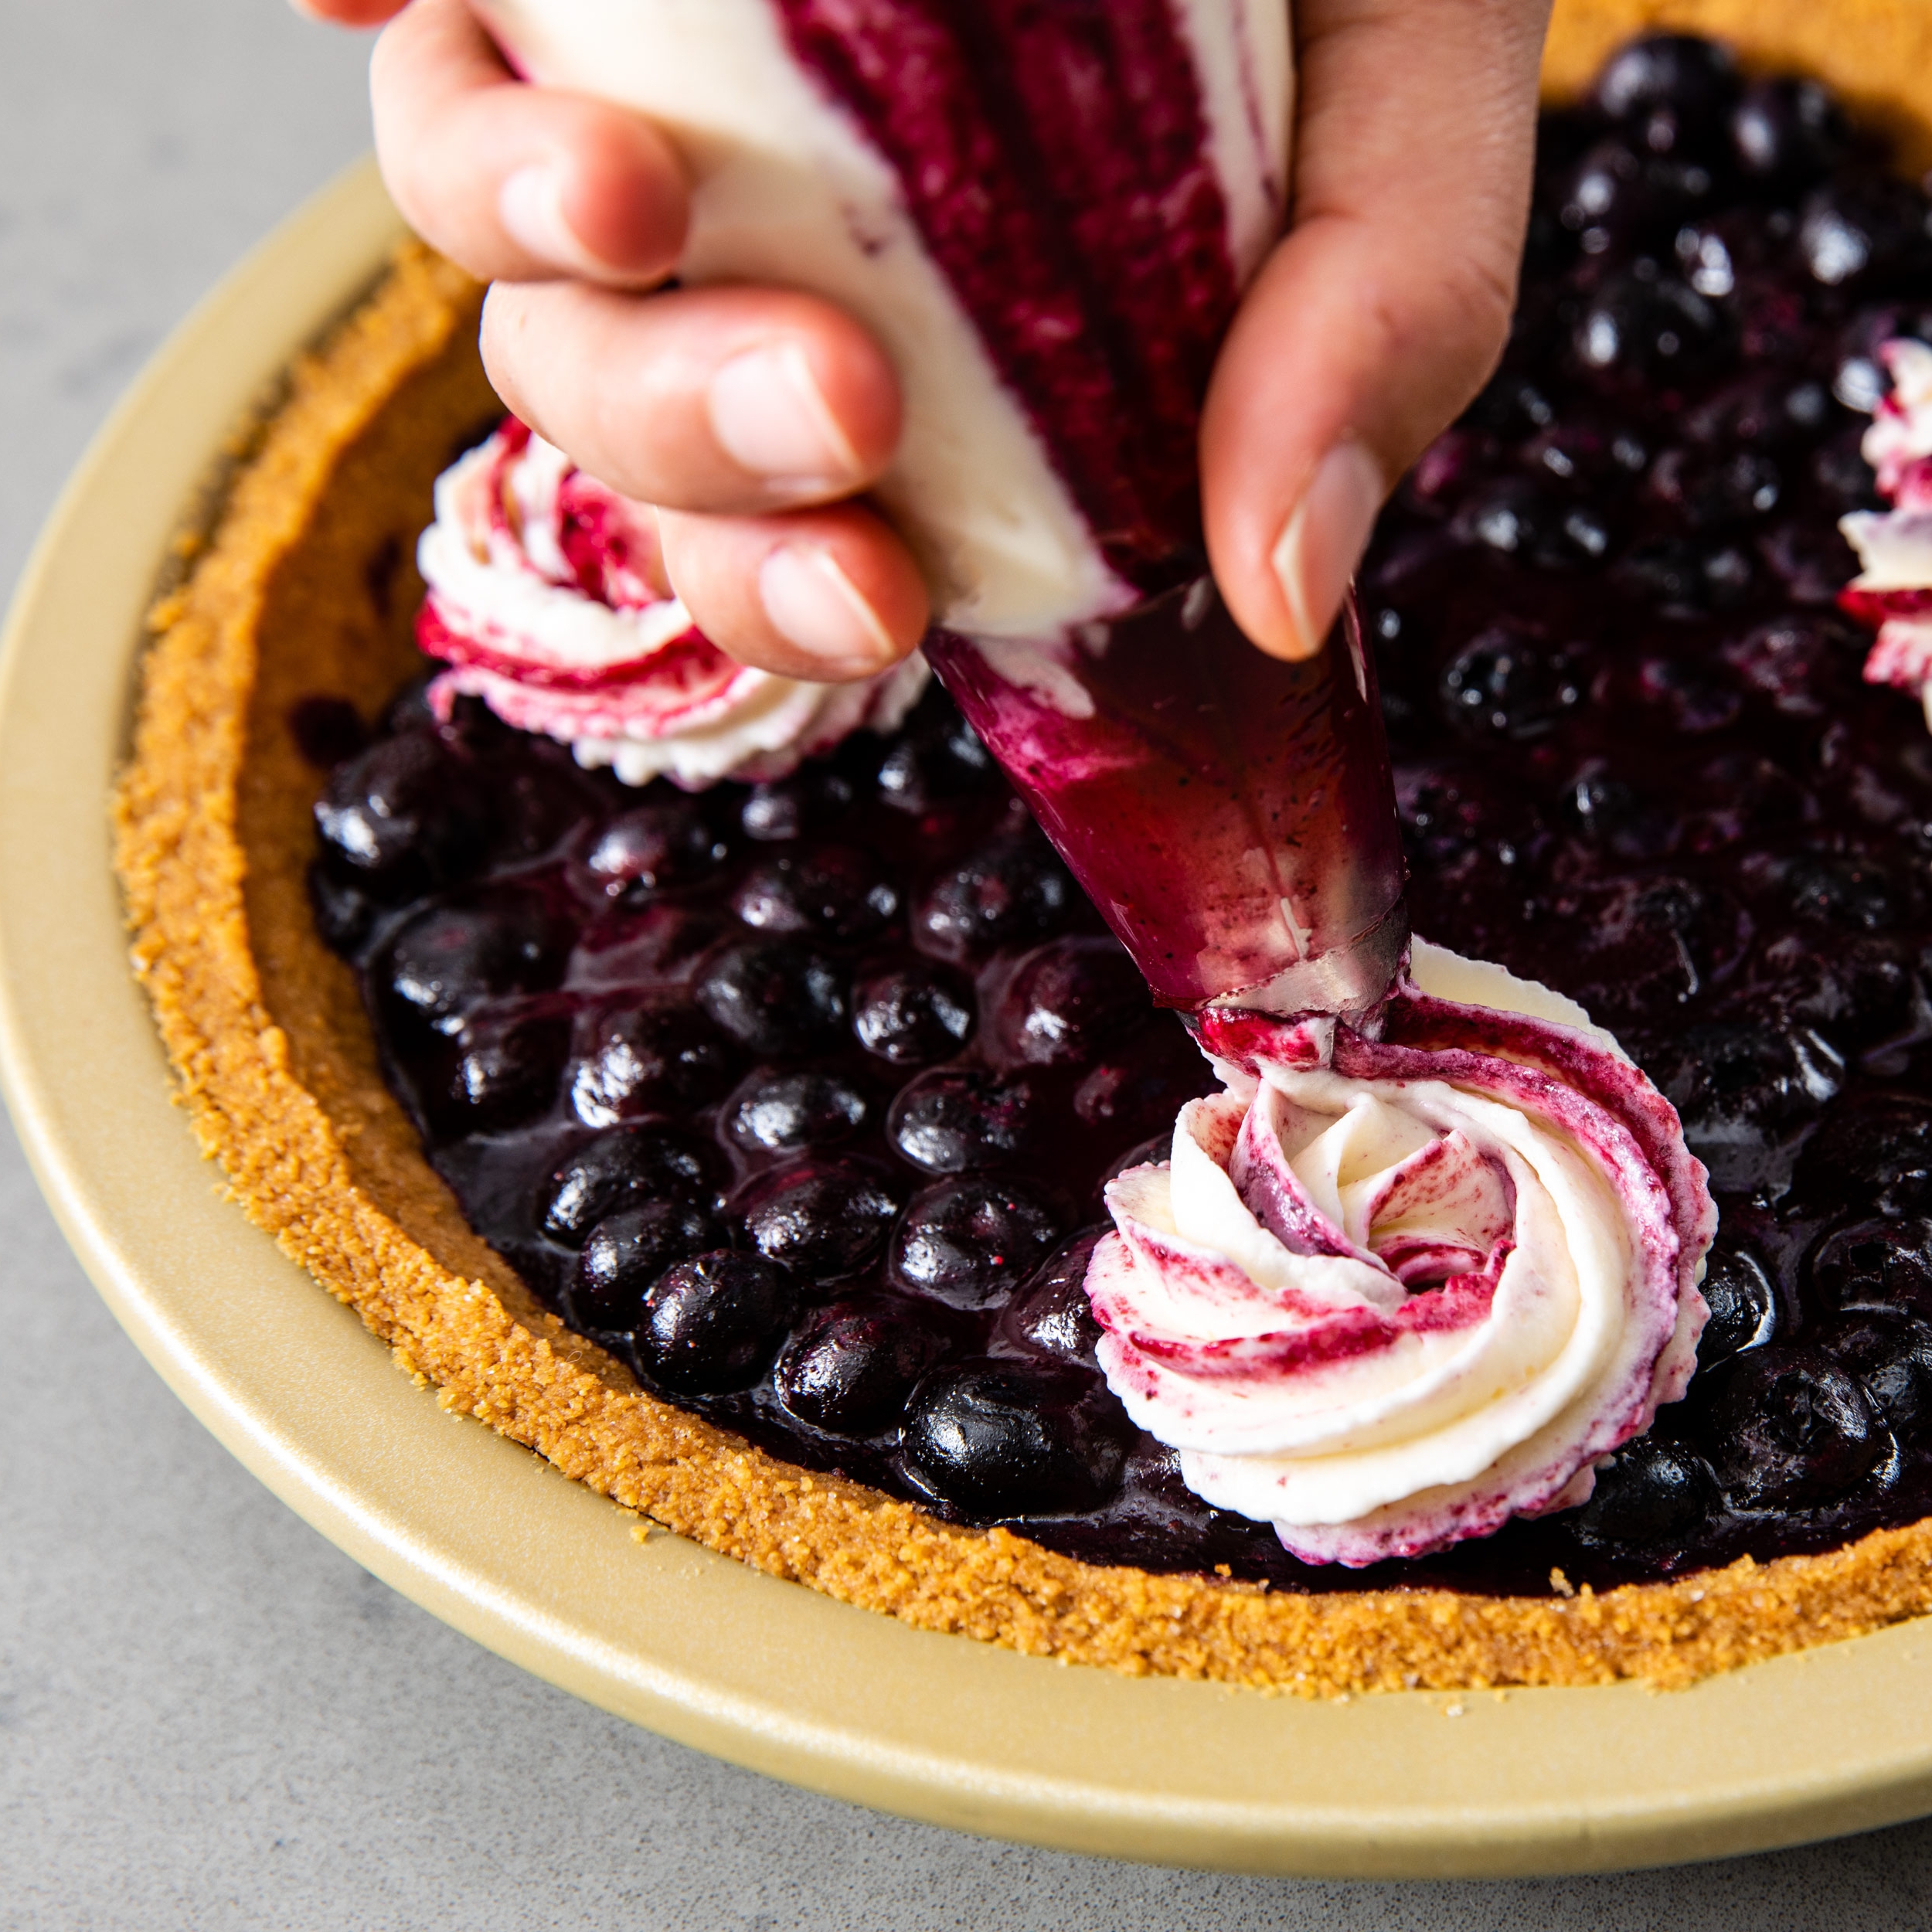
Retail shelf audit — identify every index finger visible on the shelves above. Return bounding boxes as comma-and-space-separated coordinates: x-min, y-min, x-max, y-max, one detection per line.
370, 0, 689, 287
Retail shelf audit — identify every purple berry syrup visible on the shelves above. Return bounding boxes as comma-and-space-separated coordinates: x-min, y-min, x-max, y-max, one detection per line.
304, 38, 1932, 1597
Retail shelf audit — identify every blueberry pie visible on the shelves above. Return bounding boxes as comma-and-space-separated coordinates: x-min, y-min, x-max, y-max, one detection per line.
116, 9, 1932, 1693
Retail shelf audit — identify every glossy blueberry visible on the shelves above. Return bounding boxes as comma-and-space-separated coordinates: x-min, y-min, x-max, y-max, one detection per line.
851, 964, 975, 1066
1452, 478, 1609, 569
1437, 625, 1585, 740
1072, 1028, 1219, 1136
1841, 301, 1932, 393
1648, 447, 1782, 529
891, 1179, 1067, 1310
1799, 174, 1932, 290
993, 1229, 1107, 1366
1563, 767, 1673, 856
1594, 34, 1740, 131
913, 836, 1074, 963
570, 1199, 726, 1329
1721, 618, 1855, 714
1560, 138, 1716, 253
739, 768, 854, 842
736, 1160, 902, 1284
993, 937, 1150, 1069
774, 1301, 951, 1434
1558, 137, 1648, 245
1702, 1346, 1885, 1509
1796, 1096, 1932, 1216
570, 1006, 737, 1128
732, 844, 900, 942
571, 902, 730, 991
1614, 536, 1754, 611
307, 861, 376, 953
900, 1360, 1132, 1517
1630, 655, 1742, 735
724, 1069, 869, 1156
887, 1068, 1036, 1174
540, 1126, 719, 1246
1574, 273, 1728, 382
1396, 762, 1526, 872
1543, 877, 1749, 1028
493, 757, 602, 864
1809, 1216, 1932, 1313
1685, 754, 1813, 842
696, 938, 848, 1056
1783, 854, 1899, 932
1695, 1242, 1778, 1369
1651, 1019, 1843, 1191
381, 887, 571, 1034
1817, 1311, 1932, 1443
1687, 371, 1835, 449
631, 1250, 798, 1396
1730, 77, 1850, 190
1673, 217, 1740, 300
440, 1008, 570, 1135
586, 801, 727, 893
1758, 519, 1860, 607
1573, 1438, 1714, 1550
315, 731, 492, 898
876, 710, 998, 814
1465, 370, 1556, 440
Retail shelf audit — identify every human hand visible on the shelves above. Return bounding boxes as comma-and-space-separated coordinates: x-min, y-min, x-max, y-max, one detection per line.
296, 0, 1549, 668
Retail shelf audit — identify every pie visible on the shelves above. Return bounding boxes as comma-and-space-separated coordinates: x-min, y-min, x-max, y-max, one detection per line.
113, 2, 1932, 1694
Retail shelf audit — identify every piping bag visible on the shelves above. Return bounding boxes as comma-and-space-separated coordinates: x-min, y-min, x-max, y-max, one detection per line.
474, 0, 1409, 1017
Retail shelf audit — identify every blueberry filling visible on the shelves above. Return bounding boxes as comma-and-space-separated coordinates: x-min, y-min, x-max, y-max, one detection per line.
307, 43, 1932, 1597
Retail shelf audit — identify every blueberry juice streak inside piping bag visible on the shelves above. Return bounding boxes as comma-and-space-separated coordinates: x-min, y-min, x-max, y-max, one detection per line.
474, 0, 1409, 1016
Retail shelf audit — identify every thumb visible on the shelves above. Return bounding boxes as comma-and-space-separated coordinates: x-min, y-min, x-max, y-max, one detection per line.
1204, 0, 1552, 659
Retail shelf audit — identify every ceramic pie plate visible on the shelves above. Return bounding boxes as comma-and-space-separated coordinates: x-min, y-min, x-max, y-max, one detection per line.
10, 92, 1932, 1886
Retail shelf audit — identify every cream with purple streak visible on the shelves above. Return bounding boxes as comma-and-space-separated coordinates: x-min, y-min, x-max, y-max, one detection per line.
1083, 942, 1715, 1566
1841, 338, 1932, 722
417, 420, 927, 787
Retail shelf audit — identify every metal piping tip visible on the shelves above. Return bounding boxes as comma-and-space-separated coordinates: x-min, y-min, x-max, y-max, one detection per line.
1206, 899, 1411, 1022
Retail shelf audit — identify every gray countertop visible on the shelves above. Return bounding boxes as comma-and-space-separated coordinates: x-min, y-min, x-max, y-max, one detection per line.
5, 5, 1932, 1925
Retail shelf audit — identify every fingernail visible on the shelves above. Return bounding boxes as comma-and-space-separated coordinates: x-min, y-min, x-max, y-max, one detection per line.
498, 162, 608, 276
709, 344, 863, 492
758, 544, 898, 676
1269, 439, 1385, 661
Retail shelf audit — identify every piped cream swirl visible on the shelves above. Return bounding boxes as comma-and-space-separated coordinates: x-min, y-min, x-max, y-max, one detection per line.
1083, 942, 1714, 1566
417, 418, 927, 787
1839, 338, 1932, 723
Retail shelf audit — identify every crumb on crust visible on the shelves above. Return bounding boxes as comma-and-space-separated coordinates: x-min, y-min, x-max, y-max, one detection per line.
113, 57, 1932, 1696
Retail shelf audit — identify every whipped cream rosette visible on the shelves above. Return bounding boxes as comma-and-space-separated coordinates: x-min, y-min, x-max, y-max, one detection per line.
417, 418, 927, 787
1083, 942, 1716, 1566
1841, 338, 1932, 721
